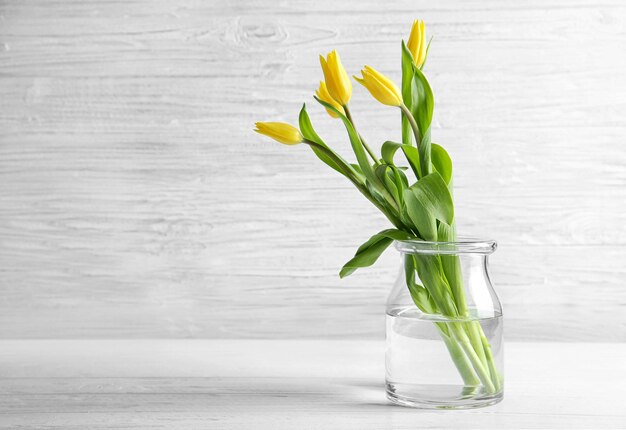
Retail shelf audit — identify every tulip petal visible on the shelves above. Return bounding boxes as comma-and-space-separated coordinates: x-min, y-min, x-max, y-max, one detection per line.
407, 19, 427, 67
315, 81, 344, 118
356, 66, 403, 106
320, 50, 352, 105
254, 122, 303, 145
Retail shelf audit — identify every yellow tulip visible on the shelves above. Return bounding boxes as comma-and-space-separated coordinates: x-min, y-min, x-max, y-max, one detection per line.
254, 122, 303, 145
407, 19, 427, 68
354, 66, 403, 107
315, 81, 345, 118
319, 50, 352, 105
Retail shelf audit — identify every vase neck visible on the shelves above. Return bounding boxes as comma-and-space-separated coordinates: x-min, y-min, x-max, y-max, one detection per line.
394, 239, 497, 255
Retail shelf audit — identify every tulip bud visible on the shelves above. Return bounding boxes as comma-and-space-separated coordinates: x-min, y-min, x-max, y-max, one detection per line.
315, 81, 345, 118
254, 122, 303, 145
354, 66, 403, 107
407, 20, 427, 68
319, 50, 352, 106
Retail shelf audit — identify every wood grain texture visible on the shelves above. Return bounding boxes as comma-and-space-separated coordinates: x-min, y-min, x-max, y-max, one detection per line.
1, 340, 625, 429
1, 0, 626, 340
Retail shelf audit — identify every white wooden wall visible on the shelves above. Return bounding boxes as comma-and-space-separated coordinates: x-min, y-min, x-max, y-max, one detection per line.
0, 0, 625, 341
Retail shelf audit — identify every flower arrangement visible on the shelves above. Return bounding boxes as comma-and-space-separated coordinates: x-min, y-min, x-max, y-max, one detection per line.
254, 21, 501, 397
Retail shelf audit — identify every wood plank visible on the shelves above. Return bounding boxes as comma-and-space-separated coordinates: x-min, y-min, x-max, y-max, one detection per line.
1, 0, 626, 339
0, 340, 624, 429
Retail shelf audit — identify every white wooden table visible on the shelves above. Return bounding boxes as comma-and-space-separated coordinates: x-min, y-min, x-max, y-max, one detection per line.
0, 340, 624, 429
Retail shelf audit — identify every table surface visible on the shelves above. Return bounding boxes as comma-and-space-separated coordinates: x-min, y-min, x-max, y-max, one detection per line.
0, 340, 624, 429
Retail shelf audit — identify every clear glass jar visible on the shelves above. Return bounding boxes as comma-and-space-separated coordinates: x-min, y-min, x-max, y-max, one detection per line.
386, 239, 503, 409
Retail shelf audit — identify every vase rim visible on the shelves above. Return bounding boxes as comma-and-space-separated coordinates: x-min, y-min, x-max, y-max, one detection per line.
394, 237, 497, 255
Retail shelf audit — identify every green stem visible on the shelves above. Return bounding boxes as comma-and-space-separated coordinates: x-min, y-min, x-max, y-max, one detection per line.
344, 104, 379, 164
466, 322, 488, 367
399, 104, 430, 177
444, 253, 468, 314
399, 104, 421, 145
480, 331, 502, 391
405, 254, 501, 394
440, 260, 498, 392
438, 249, 496, 391
436, 323, 480, 386
450, 323, 496, 393
413, 255, 458, 317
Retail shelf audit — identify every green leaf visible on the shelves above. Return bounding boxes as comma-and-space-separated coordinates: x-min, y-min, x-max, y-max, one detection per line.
412, 254, 458, 316
298, 103, 324, 144
401, 40, 434, 133
389, 165, 409, 193
298, 104, 358, 179
362, 181, 402, 228
431, 143, 452, 185
413, 66, 434, 135
376, 164, 399, 204
401, 145, 421, 179
314, 97, 379, 189
347, 164, 366, 183
403, 189, 437, 241
401, 41, 418, 146
404, 254, 437, 314
408, 172, 454, 225
381, 141, 421, 179
401, 42, 435, 177
350, 164, 362, 174
340, 229, 414, 278
366, 180, 389, 208
437, 219, 456, 242
378, 164, 409, 207
418, 127, 432, 177
381, 141, 401, 165
419, 37, 433, 71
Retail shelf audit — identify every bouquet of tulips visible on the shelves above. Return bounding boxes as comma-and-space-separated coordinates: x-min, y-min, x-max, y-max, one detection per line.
255, 20, 501, 394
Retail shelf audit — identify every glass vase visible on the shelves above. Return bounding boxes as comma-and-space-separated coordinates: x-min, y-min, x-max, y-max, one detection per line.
385, 239, 503, 409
